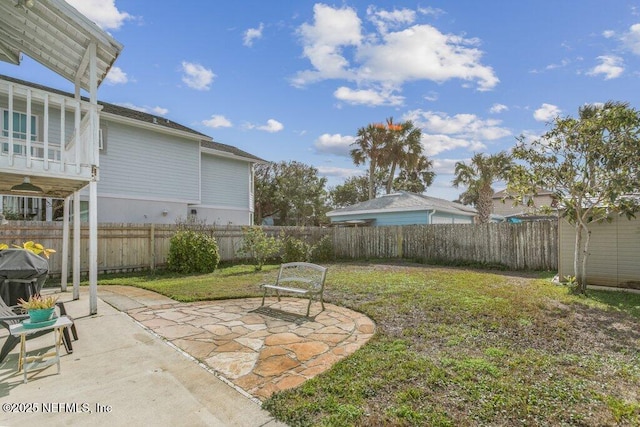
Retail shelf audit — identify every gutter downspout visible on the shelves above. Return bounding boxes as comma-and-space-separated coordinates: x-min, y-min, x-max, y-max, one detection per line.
428, 210, 437, 224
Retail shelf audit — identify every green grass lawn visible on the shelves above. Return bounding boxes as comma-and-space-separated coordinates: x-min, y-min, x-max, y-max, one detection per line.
96, 262, 640, 426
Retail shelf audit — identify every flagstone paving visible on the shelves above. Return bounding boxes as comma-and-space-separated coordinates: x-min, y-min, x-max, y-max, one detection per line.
127, 297, 375, 401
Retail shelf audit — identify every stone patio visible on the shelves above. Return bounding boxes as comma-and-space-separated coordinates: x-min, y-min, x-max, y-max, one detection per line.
126, 296, 376, 401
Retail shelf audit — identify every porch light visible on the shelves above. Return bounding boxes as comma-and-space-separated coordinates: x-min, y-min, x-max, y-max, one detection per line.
11, 177, 43, 194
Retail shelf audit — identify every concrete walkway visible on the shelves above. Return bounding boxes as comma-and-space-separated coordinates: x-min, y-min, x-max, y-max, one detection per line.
0, 285, 375, 426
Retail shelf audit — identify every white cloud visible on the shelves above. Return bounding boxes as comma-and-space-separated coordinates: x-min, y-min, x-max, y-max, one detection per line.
202, 115, 232, 128
489, 103, 508, 114
116, 103, 168, 116
406, 110, 511, 140
65, 0, 131, 30
622, 23, 640, 55
292, 4, 362, 86
243, 23, 264, 47
424, 91, 438, 101
587, 55, 624, 80
367, 6, 416, 34
602, 30, 615, 39
314, 133, 356, 156
105, 66, 128, 85
334, 86, 404, 106
418, 7, 445, 17
432, 158, 462, 175
293, 4, 498, 105
357, 25, 498, 91
420, 134, 486, 156
317, 166, 360, 179
151, 106, 169, 116
181, 61, 215, 90
533, 103, 561, 122
545, 58, 570, 70
256, 119, 284, 133
402, 110, 509, 156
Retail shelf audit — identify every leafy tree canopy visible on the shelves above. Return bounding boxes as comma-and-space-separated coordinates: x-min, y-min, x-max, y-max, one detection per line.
350, 118, 435, 199
453, 151, 513, 224
254, 161, 329, 226
510, 101, 640, 292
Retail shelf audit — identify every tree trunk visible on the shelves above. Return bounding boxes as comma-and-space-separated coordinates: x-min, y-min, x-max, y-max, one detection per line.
572, 218, 591, 294
476, 187, 494, 224
573, 223, 582, 286
368, 162, 376, 200
579, 223, 591, 294
386, 162, 397, 194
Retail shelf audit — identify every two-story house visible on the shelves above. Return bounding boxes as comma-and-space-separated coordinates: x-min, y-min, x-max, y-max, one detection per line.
0, 75, 263, 225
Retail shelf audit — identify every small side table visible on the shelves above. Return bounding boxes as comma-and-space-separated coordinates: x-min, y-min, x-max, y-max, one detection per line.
9, 316, 73, 383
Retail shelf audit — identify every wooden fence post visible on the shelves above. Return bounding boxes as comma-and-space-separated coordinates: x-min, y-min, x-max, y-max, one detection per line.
149, 223, 156, 270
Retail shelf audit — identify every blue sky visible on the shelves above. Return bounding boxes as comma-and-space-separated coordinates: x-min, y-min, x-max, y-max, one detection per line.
2, 1, 640, 201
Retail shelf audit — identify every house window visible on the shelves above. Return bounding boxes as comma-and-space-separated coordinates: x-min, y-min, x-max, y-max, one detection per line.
1, 110, 38, 155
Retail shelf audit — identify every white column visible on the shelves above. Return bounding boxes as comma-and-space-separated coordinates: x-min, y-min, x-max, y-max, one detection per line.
73, 191, 80, 300
89, 181, 98, 314
61, 196, 70, 292
89, 41, 99, 315
45, 198, 53, 222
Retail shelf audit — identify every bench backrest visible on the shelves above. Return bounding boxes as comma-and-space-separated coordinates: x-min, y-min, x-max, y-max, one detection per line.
276, 262, 327, 292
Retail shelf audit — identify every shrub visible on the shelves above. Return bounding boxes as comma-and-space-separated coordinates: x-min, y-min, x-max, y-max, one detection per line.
310, 234, 335, 262
282, 236, 312, 263
237, 226, 281, 271
167, 230, 220, 274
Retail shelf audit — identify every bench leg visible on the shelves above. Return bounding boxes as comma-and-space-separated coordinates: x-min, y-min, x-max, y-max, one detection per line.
57, 302, 78, 341
306, 297, 312, 317
261, 288, 267, 307
0, 335, 20, 363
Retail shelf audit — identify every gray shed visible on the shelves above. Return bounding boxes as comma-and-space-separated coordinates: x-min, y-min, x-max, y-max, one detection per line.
558, 215, 640, 289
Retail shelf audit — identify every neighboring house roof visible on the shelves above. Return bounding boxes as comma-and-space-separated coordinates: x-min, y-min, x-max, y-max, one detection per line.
327, 191, 477, 217
0, 74, 264, 163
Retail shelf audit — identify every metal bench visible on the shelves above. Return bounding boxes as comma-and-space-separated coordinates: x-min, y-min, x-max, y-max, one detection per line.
260, 262, 327, 317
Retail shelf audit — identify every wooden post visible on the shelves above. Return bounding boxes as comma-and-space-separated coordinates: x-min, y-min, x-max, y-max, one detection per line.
149, 223, 156, 270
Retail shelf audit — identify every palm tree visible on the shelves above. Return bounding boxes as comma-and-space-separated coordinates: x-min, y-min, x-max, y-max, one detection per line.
393, 154, 435, 193
350, 124, 387, 200
452, 152, 513, 224
377, 118, 424, 194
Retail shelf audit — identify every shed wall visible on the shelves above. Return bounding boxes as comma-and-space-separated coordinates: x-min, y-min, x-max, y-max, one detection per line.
559, 215, 640, 289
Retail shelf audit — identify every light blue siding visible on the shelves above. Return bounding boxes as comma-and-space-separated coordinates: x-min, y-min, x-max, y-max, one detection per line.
431, 212, 474, 224
331, 210, 474, 225
331, 210, 429, 226
98, 121, 200, 201
200, 154, 249, 208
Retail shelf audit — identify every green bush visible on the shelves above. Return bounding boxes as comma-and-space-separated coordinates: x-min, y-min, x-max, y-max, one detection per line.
282, 236, 312, 263
167, 230, 220, 274
310, 234, 335, 262
237, 226, 281, 271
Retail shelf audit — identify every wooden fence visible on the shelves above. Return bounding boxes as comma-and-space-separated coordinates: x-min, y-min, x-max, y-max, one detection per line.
333, 221, 558, 270
0, 221, 557, 275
